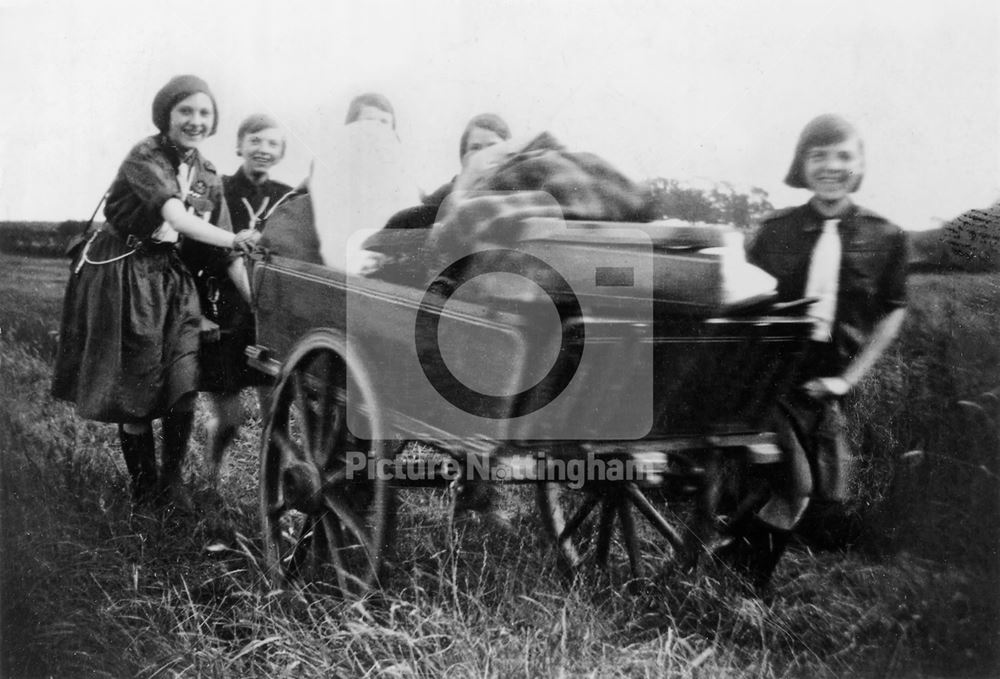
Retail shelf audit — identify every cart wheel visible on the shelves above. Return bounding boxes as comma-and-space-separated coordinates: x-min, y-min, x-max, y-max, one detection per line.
537, 449, 755, 581
260, 331, 395, 595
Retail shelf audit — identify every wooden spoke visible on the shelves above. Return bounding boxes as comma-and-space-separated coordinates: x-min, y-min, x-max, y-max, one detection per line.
323, 496, 377, 575
271, 427, 307, 468
309, 515, 331, 581
321, 467, 350, 489
618, 498, 642, 579
314, 385, 346, 470
594, 494, 618, 568
623, 482, 687, 553
560, 493, 602, 541
284, 517, 314, 581
318, 513, 350, 596
305, 351, 339, 468
290, 370, 318, 451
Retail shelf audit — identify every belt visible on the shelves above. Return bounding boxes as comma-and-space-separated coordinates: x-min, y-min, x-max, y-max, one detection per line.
106, 223, 176, 252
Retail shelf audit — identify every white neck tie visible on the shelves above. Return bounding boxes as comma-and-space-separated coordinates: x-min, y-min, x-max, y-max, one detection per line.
804, 218, 841, 342
150, 162, 193, 244
177, 162, 193, 200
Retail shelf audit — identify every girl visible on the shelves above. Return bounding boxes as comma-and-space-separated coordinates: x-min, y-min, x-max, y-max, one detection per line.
422, 113, 512, 208
192, 114, 294, 486
722, 114, 908, 593
344, 92, 396, 128
52, 75, 258, 508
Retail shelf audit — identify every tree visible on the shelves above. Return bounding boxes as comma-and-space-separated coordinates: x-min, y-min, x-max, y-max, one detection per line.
644, 178, 774, 231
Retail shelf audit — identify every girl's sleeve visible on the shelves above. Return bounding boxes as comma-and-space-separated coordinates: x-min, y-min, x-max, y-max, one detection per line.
211, 186, 233, 232
118, 145, 182, 230
209, 177, 243, 265
879, 227, 909, 311
182, 172, 238, 276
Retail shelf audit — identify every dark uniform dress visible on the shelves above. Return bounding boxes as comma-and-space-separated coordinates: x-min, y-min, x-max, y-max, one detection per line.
747, 201, 908, 527
52, 135, 232, 423
183, 167, 293, 392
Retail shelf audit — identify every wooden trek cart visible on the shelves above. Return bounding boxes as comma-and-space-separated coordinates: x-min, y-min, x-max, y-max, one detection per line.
246, 211, 813, 595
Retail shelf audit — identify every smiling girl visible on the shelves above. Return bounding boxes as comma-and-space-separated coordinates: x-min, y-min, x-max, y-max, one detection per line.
52, 75, 258, 508
720, 114, 908, 593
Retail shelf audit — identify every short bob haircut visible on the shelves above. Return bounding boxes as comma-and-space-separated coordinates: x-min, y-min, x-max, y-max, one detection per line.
458, 113, 511, 160
344, 92, 396, 129
784, 114, 864, 191
236, 113, 286, 156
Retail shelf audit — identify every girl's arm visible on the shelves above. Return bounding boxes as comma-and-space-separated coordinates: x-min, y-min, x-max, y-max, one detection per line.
227, 257, 252, 304
161, 198, 258, 251
802, 307, 907, 399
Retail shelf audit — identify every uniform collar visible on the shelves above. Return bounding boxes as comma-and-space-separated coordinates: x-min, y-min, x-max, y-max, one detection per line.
158, 134, 198, 168
801, 200, 858, 233
233, 165, 270, 191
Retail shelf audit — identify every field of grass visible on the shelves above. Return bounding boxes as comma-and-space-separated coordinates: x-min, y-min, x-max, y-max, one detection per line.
1, 252, 997, 678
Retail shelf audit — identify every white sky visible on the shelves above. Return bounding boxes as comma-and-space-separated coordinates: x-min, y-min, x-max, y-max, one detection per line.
1, 0, 998, 229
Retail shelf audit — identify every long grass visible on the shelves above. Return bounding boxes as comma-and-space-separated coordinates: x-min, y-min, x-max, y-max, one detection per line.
1, 253, 998, 677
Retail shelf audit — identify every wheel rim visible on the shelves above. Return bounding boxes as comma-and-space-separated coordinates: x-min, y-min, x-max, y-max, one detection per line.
260, 334, 394, 595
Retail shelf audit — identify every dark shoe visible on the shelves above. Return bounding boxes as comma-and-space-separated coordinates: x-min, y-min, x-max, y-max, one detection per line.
118, 425, 157, 503
715, 517, 790, 596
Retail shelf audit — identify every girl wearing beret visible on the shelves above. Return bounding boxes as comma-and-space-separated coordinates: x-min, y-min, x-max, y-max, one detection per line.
193, 114, 294, 486
52, 75, 259, 508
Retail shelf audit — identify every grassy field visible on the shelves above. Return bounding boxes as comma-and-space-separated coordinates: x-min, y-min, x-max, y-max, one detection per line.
1, 252, 997, 678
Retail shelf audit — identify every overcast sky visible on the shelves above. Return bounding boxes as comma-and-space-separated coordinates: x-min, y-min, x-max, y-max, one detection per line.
1, 0, 997, 229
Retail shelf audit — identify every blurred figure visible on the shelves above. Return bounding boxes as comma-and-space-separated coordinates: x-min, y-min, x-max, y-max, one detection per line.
344, 92, 396, 128
310, 92, 420, 271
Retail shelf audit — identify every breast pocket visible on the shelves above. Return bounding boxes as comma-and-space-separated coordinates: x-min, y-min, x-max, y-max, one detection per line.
840, 248, 886, 297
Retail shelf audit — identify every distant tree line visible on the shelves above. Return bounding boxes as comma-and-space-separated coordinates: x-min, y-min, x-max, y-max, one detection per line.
643, 178, 775, 231
0, 221, 94, 257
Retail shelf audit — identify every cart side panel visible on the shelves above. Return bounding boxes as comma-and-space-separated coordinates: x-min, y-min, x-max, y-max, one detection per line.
343, 275, 536, 440
505, 314, 812, 441
649, 317, 811, 436
251, 255, 537, 441
252, 255, 347, 363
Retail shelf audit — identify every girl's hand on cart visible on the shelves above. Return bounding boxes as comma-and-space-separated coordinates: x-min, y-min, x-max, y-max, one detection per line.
346, 249, 387, 276
801, 376, 850, 401
232, 229, 261, 254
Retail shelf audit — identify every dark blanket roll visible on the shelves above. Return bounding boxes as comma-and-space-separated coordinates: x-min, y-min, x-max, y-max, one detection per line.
259, 195, 323, 264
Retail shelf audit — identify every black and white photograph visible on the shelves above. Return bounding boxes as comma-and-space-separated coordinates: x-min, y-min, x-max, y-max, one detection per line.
1, 0, 998, 676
